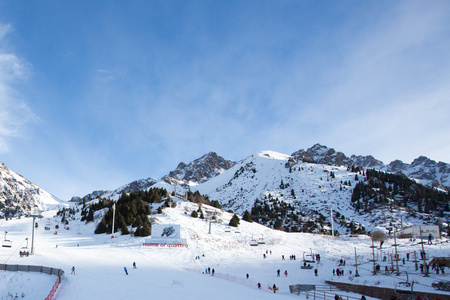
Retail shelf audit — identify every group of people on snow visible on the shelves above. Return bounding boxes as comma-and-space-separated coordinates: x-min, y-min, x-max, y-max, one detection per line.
204, 267, 215, 275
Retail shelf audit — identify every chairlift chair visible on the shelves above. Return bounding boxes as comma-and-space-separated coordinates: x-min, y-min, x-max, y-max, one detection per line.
250, 239, 258, 246
21, 238, 29, 251
250, 235, 259, 246
2, 231, 12, 248
303, 248, 315, 263
258, 235, 266, 244
394, 281, 415, 296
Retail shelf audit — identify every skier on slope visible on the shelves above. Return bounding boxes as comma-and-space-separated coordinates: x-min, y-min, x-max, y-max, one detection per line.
124, 267, 128, 275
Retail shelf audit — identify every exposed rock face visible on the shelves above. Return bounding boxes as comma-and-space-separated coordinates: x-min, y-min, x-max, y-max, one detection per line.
386, 160, 409, 173
291, 144, 450, 189
76, 152, 236, 200
350, 155, 384, 169
165, 152, 236, 184
291, 144, 353, 166
0, 161, 63, 217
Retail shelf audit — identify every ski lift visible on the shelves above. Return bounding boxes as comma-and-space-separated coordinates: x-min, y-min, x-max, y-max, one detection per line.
303, 248, 315, 263
2, 231, 12, 248
250, 236, 258, 246
258, 235, 266, 245
19, 239, 30, 257
395, 280, 415, 296
21, 238, 29, 252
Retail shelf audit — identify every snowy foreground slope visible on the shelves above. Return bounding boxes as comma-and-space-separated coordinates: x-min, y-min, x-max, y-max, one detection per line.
0, 200, 449, 300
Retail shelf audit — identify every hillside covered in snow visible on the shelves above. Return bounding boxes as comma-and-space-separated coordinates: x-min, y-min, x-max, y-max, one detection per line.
0, 162, 65, 218
0, 197, 449, 300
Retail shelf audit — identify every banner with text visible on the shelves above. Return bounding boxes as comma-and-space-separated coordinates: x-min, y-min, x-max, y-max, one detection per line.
143, 224, 187, 247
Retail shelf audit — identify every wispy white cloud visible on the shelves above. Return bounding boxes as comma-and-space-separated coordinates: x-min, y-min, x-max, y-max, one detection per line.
261, 1, 450, 163
0, 23, 36, 153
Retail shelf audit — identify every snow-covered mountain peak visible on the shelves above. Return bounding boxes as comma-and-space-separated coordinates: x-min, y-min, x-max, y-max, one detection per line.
291, 143, 353, 166
164, 151, 236, 184
256, 150, 290, 161
0, 161, 66, 216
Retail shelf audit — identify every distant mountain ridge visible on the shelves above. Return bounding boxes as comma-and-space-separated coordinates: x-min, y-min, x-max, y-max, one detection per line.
72, 152, 236, 202
291, 143, 450, 190
163, 152, 236, 185
1, 143, 449, 235
74, 144, 450, 203
0, 161, 64, 217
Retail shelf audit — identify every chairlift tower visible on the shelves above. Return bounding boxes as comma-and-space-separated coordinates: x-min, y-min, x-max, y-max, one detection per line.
208, 211, 216, 234
111, 203, 116, 238
330, 206, 335, 239
418, 226, 429, 277
354, 247, 360, 277
392, 230, 401, 276
29, 211, 43, 254
412, 250, 420, 271
369, 239, 378, 275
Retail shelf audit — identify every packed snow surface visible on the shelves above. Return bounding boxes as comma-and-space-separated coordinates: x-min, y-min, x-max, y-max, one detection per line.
0, 200, 449, 300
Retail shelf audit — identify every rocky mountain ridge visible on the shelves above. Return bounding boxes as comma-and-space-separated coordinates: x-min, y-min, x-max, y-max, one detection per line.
74, 144, 450, 203
2, 143, 449, 229
163, 152, 236, 185
0, 161, 64, 217
72, 152, 236, 202
295, 143, 450, 190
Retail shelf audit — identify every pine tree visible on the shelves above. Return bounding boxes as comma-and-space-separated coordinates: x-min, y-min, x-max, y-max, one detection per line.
229, 214, 240, 227
139, 222, 151, 236
243, 210, 253, 223
273, 218, 282, 229
291, 189, 296, 199
132, 215, 142, 229
94, 219, 107, 234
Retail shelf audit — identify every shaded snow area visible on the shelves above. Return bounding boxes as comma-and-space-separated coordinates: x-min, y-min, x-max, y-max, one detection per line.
0, 200, 449, 300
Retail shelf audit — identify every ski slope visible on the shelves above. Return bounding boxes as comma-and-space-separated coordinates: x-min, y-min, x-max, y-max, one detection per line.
0, 199, 449, 300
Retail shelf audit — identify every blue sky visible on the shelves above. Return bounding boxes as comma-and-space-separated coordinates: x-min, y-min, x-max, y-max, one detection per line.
1, 1, 449, 200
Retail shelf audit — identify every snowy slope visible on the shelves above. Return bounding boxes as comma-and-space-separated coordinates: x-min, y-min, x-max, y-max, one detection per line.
0, 199, 449, 300
0, 162, 66, 216
194, 151, 394, 234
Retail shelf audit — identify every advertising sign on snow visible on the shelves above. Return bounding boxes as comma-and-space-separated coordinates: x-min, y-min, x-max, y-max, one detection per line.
143, 224, 187, 248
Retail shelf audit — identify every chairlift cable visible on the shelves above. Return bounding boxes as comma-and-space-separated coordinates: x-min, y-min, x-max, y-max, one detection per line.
3, 233, 32, 264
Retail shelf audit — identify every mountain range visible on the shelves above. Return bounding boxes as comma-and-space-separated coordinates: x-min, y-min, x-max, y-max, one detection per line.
1, 143, 449, 234
73, 143, 450, 203
0, 162, 63, 218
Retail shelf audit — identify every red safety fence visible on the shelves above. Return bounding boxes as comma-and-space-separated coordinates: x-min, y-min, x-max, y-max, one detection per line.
45, 276, 61, 300
0, 264, 64, 300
